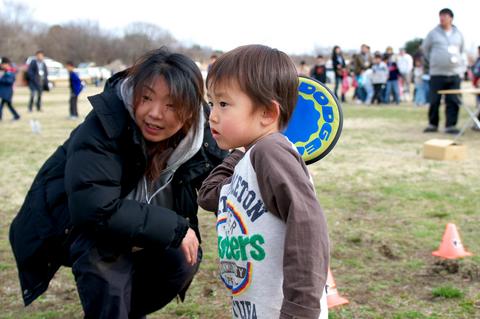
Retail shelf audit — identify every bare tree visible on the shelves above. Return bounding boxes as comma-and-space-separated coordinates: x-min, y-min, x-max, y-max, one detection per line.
178, 44, 215, 64
125, 22, 176, 46
0, 0, 34, 26
119, 22, 179, 64
0, 0, 40, 63
0, 0, 231, 69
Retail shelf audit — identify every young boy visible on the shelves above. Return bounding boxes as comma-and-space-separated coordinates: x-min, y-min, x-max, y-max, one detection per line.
65, 61, 83, 119
197, 45, 329, 319
370, 52, 388, 105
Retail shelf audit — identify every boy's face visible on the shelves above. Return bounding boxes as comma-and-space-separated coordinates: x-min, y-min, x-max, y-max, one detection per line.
207, 80, 266, 150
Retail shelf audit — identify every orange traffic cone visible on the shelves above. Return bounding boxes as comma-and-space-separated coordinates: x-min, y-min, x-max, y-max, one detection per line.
326, 268, 349, 308
432, 223, 473, 259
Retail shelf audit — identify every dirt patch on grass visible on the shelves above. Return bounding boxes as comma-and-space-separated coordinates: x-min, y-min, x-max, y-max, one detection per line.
460, 262, 480, 282
378, 243, 400, 260
429, 259, 460, 275
426, 259, 480, 282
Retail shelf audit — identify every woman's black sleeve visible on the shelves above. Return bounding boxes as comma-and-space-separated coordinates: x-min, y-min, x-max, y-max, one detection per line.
64, 116, 188, 249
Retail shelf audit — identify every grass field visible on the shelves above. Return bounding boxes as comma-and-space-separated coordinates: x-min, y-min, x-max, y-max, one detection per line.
0, 85, 479, 319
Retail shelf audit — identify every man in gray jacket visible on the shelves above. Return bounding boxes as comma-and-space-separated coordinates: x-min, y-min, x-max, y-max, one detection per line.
422, 8, 464, 134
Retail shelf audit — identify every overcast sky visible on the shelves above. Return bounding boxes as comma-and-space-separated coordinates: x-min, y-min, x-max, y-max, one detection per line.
12, 0, 480, 55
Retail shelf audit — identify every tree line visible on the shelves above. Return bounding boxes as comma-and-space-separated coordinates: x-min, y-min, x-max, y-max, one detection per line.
0, 1, 424, 68
0, 0, 217, 66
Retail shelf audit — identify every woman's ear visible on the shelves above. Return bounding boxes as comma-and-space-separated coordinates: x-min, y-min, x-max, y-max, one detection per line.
260, 100, 281, 127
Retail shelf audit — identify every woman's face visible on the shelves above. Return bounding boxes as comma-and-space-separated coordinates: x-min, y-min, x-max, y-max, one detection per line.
134, 76, 186, 142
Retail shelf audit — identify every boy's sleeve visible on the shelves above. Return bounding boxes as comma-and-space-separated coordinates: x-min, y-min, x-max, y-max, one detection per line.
250, 136, 330, 319
197, 150, 244, 212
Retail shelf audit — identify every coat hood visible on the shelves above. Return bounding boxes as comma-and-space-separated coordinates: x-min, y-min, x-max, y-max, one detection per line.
118, 76, 204, 205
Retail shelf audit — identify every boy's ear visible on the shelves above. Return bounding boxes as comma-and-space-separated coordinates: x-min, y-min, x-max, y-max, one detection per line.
260, 100, 281, 127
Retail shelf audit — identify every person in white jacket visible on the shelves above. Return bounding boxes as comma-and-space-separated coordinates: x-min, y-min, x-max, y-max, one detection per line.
397, 48, 413, 101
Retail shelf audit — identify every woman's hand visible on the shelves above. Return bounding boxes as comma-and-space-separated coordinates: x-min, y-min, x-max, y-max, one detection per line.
180, 228, 199, 266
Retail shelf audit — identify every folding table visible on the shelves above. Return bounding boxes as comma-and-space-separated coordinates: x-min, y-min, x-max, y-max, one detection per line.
437, 88, 480, 139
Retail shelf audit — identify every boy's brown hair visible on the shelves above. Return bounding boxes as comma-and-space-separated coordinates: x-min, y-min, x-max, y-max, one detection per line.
206, 44, 298, 129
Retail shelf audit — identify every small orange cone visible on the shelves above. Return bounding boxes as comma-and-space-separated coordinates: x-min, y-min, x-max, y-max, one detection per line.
326, 268, 349, 308
432, 223, 473, 259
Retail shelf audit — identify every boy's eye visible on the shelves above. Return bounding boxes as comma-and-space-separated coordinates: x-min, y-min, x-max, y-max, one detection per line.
219, 101, 228, 107
142, 95, 152, 102
207, 101, 214, 107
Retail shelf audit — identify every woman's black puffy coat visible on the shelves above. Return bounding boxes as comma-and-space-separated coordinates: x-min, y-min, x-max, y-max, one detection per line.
9, 81, 226, 306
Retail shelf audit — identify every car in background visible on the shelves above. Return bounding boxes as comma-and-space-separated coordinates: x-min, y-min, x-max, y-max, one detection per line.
76, 62, 112, 86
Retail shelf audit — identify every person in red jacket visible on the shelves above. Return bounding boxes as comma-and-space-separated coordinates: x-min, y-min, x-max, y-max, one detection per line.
0, 57, 20, 121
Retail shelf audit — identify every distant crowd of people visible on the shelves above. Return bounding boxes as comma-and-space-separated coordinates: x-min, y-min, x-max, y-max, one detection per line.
2, 8, 479, 135
298, 45, 427, 105
296, 8, 479, 134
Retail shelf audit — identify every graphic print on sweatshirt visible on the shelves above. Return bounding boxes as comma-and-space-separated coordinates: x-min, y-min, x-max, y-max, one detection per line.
216, 146, 287, 318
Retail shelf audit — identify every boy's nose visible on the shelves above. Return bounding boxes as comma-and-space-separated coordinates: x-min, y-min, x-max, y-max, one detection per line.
209, 107, 218, 123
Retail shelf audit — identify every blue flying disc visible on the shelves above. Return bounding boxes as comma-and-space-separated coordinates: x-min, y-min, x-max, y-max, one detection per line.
283, 76, 343, 164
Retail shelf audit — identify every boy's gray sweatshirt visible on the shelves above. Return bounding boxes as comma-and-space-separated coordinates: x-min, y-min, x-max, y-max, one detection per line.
422, 25, 464, 76
198, 133, 329, 319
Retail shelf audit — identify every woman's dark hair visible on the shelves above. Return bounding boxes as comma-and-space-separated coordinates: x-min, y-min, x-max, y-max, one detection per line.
127, 47, 204, 182
331, 45, 341, 58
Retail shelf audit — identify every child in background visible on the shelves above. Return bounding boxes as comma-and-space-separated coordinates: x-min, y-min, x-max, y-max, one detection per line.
371, 53, 389, 104
361, 68, 374, 105
197, 44, 329, 319
0, 57, 21, 121
310, 55, 327, 83
384, 60, 401, 104
65, 61, 83, 119
341, 68, 350, 100
413, 59, 426, 106
207, 54, 218, 73
297, 60, 309, 77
